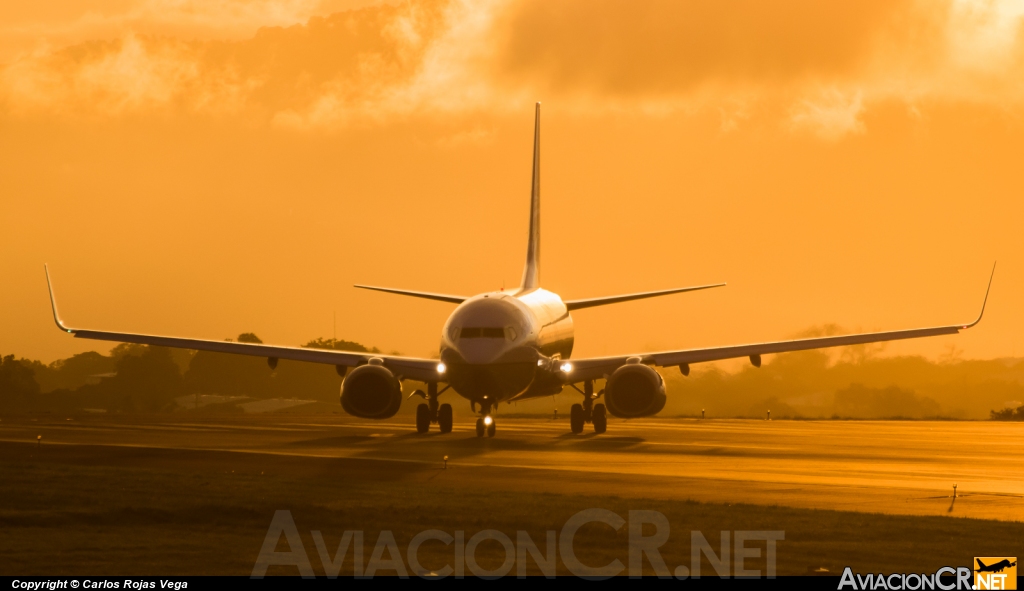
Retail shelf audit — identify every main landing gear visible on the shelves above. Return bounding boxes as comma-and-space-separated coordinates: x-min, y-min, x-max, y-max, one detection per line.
415, 382, 453, 434
570, 380, 606, 435
472, 399, 496, 438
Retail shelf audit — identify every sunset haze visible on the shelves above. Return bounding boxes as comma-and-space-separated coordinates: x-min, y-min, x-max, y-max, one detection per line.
2, 0, 1022, 365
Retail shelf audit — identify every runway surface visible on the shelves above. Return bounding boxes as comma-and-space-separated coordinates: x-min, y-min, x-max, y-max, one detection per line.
2, 414, 1022, 521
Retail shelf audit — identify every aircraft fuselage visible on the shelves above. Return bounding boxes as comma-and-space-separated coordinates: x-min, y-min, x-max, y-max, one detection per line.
439, 288, 574, 406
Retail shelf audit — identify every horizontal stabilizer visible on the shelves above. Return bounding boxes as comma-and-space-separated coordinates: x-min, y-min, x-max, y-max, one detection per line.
564, 283, 726, 311
354, 285, 468, 305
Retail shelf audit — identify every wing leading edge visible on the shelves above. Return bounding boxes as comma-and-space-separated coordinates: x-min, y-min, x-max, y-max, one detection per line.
565, 264, 996, 383
353, 285, 468, 305
564, 283, 726, 311
45, 266, 442, 382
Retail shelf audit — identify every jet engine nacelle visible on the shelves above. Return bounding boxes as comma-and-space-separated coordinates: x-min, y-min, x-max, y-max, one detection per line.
603, 363, 666, 418
340, 364, 402, 419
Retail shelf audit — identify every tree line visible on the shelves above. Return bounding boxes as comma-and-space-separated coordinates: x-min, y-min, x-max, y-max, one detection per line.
0, 334, 379, 413
4, 326, 1024, 419
658, 346, 1024, 420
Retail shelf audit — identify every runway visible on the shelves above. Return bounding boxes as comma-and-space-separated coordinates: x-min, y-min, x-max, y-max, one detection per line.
2, 414, 1022, 521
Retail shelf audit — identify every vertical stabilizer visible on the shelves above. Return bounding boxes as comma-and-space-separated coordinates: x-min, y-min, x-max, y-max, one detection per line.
520, 102, 541, 291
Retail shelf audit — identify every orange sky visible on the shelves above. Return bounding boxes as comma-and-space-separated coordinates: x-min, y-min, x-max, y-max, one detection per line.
2, 0, 1023, 364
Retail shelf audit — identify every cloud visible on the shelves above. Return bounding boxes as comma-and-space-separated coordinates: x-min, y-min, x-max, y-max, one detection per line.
2, 0, 1024, 136
789, 88, 865, 140
1, 1, 438, 118
496, 0, 900, 94
0, 33, 264, 116
2, 34, 198, 115
0, 0, 347, 60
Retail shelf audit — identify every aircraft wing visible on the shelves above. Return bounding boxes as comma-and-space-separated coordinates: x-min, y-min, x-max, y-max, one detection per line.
565, 266, 995, 383
45, 268, 442, 383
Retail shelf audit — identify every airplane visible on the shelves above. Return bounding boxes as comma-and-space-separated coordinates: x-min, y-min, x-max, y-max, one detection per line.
976, 559, 1016, 574
45, 103, 996, 438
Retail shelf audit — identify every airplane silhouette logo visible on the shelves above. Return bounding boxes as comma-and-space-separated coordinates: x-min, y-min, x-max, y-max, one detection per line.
974, 557, 1017, 591
977, 558, 1016, 573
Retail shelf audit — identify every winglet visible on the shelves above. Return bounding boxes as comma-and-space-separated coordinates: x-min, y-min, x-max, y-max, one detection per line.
962, 262, 996, 329
44, 265, 74, 333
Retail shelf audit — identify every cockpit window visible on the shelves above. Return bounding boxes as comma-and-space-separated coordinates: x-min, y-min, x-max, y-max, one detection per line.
459, 327, 505, 339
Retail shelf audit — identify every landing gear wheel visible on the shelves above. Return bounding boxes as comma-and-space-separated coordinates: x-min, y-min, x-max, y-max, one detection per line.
570, 404, 585, 434
486, 421, 496, 438
592, 403, 607, 434
475, 418, 485, 438
438, 403, 453, 434
416, 404, 430, 434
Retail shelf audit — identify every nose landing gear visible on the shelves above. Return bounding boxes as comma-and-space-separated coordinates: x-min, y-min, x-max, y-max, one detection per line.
415, 383, 453, 434
475, 415, 496, 438
473, 399, 496, 438
570, 380, 606, 435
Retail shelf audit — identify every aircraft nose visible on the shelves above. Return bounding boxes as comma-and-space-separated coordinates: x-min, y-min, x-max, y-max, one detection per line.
441, 345, 540, 400
455, 339, 509, 364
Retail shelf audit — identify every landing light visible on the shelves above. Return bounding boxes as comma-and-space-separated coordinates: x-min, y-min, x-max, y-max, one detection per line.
483, 416, 493, 426
537, 359, 545, 367
436, 362, 446, 374
560, 362, 573, 374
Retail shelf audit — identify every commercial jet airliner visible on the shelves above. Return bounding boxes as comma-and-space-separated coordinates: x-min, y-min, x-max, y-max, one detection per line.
45, 104, 995, 437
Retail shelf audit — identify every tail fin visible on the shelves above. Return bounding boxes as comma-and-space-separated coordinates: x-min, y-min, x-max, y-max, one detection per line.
520, 102, 541, 291
977, 559, 988, 569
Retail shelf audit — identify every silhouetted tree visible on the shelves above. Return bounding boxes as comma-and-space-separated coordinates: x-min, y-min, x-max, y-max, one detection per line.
179, 333, 384, 401
661, 327, 1024, 419
834, 384, 941, 419
4, 331, 389, 411
990, 405, 1024, 421
0, 354, 41, 410
104, 346, 185, 412
303, 338, 377, 353
110, 343, 147, 361
184, 333, 273, 398
25, 351, 116, 392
